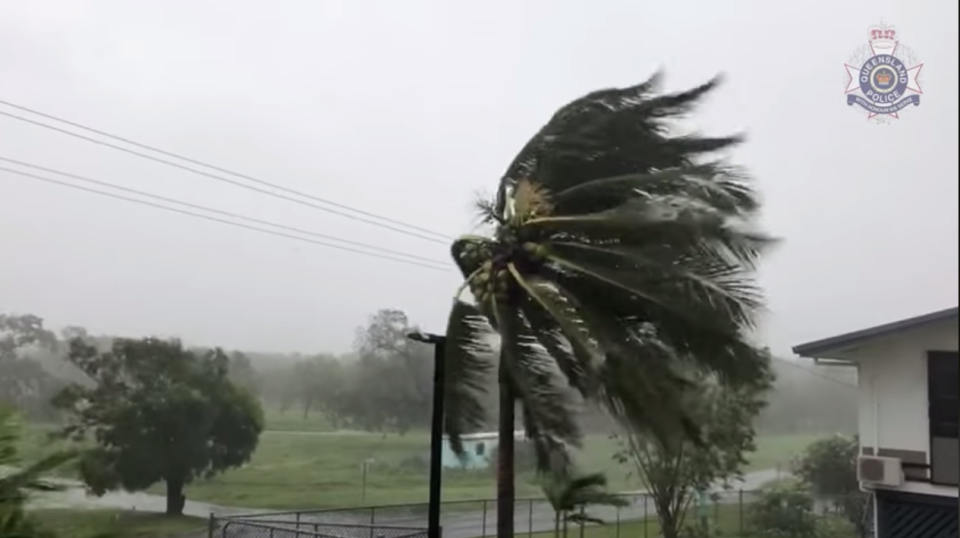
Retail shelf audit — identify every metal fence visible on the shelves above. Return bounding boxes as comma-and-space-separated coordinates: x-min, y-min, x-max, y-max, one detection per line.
210, 490, 867, 538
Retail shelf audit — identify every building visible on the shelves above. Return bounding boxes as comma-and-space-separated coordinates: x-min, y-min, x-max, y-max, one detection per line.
440, 431, 525, 469
793, 306, 958, 538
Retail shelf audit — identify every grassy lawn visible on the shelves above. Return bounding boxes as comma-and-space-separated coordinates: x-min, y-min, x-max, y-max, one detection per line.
528, 503, 858, 538
262, 408, 335, 433
20, 413, 823, 511
34, 509, 206, 538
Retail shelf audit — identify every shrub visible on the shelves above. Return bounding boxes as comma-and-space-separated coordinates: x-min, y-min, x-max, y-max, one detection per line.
748, 484, 819, 538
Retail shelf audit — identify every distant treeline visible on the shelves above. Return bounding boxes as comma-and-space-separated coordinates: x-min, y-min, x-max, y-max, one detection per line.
1, 310, 857, 435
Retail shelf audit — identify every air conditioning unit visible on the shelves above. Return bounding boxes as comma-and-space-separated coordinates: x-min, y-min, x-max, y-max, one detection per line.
857, 455, 903, 487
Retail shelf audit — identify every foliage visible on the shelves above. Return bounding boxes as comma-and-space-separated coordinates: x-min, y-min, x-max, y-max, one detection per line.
792, 434, 864, 524
792, 434, 858, 495
51, 338, 264, 515
441, 72, 774, 537
748, 484, 819, 538
347, 309, 434, 434
0, 314, 62, 420
613, 366, 772, 538
227, 351, 261, 397
541, 472, 627, 538
0, 407, 79, 538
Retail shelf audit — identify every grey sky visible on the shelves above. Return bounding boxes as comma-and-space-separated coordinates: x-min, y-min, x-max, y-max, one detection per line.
1, 0, 957, 356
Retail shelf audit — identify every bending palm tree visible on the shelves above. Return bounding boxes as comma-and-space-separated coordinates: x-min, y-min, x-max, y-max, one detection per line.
442, 73, 774, 538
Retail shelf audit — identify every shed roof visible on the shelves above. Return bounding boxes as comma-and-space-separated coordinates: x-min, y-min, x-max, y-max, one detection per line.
792, 306, 958, 358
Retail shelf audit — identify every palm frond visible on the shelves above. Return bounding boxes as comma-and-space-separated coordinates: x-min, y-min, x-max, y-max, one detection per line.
473, 191, 503, 226
499, 307, 581, 474
509, 267, 603, 396
442, 300, 496, 455
550, 164, 760, 218
546, 241, 764, 327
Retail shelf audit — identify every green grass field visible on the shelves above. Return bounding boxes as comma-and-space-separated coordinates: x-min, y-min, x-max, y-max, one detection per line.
33, 510, 206, 538
19, 410, 822, 511
528, 503, 858, 538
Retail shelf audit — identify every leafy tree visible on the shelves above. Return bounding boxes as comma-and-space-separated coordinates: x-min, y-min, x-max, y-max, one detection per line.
52, 338, 264, 515
350, 309, 433, 434
541, 472, 627, 538
613, 368, 771, 538
793, 434, 865, 524
0, 314, 60, 419
227, 351, 261, 396
442, 73, 774, 537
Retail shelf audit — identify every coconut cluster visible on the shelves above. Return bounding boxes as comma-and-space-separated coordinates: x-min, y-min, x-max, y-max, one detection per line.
459, 233, 549, 304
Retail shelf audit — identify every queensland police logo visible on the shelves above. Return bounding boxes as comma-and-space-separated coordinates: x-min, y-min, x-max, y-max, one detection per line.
844, 22, 924, 123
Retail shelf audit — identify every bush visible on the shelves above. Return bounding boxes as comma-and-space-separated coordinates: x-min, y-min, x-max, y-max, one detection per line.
748, 484, 819, 538
792, 434, 866, 524
792, 434, 858, 496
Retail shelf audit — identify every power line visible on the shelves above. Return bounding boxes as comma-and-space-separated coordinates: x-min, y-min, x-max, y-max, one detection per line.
0, 166, 455, 273
0, 156, 451, 269
0, 107, 450, 245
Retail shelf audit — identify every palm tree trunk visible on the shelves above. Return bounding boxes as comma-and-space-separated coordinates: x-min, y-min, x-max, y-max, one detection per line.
496, 361, 515, 538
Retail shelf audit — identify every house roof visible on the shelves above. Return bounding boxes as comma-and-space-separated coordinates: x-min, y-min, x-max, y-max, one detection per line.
792, 306, 959, 358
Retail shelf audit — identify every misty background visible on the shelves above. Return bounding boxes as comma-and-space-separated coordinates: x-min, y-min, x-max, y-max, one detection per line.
1, 0, 957, 359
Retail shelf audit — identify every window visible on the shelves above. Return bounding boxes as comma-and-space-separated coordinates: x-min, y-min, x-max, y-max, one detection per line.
475, 442, 486, 456
928, 352, 959, 438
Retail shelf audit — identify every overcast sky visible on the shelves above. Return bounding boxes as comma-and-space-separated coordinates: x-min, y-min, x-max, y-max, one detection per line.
1, 0, 957, 356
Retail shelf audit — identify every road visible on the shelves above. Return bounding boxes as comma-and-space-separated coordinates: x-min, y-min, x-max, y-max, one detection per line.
28, 469, 783, 538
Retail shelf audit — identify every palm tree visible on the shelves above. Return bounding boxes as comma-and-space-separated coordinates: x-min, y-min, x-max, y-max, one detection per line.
442, 73, 774, 538
541, 472, 627, 538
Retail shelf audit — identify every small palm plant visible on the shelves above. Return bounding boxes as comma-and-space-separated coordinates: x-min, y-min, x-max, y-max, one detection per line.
0, 408, 77, 538
542, 472, 628, 538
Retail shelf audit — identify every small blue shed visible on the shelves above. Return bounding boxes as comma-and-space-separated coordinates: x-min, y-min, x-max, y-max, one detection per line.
440, 430, 526, 469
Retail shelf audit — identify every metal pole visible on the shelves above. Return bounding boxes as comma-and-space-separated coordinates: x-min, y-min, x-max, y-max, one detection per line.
408, 332, 448, 538
428, 338, 446, 538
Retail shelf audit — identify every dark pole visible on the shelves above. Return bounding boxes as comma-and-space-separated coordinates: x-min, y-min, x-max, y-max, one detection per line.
408, 332, 446, 538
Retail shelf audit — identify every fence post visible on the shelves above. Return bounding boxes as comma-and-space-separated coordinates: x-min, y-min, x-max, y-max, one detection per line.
296, 511, 302, 538
615, 502, 621, 538
207, 513, 215, 538
528, 499, 534, 537
370, 506, 376, 538
643, 494, 649, 538
739, 489, 744, 534
481, 500, 488, 538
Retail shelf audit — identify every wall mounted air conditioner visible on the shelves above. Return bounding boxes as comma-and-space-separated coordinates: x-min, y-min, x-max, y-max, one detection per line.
857, 455, 903, 487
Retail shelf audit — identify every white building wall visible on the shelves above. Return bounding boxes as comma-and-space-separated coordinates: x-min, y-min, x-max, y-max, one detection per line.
854, 319, 958, 497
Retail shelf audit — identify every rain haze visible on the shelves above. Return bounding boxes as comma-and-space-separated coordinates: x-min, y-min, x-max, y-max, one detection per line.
1, 0, 957, 355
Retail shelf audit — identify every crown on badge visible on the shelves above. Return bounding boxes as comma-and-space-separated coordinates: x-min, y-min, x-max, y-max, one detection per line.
868, 23, 897, 49
876, 72, 892, 84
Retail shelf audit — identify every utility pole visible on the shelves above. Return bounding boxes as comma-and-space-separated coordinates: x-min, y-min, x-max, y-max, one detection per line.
407, 332, 446, 538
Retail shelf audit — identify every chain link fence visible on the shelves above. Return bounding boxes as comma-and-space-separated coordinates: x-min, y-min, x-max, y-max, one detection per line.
209, 490, 867, 538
